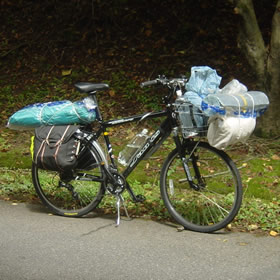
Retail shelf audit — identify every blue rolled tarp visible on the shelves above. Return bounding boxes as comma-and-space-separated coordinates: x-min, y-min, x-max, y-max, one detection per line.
7, 98, 97, 130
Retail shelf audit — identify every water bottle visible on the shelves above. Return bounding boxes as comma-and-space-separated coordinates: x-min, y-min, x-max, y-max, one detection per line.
118, 129, 149, 166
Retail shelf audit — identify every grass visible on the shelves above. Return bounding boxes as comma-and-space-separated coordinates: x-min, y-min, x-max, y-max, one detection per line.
0, 124, 280, 235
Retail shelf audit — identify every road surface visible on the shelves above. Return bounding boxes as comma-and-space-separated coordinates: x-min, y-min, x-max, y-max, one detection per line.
0, 199, 279, 280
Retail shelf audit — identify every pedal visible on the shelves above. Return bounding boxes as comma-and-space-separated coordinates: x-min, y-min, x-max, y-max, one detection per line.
135, 194, 146, 203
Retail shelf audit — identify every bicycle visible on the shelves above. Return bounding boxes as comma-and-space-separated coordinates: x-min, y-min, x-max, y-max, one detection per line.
31, 76, 242, 233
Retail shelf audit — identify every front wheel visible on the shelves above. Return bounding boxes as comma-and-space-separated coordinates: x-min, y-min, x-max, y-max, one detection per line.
160, 141, 242, 233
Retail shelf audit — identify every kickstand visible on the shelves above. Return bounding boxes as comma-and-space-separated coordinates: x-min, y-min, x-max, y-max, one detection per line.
115, 194, 130, 227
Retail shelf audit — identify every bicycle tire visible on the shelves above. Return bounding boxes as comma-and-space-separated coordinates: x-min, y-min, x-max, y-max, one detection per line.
160, 141, 242, 233
32, 145, 106, 217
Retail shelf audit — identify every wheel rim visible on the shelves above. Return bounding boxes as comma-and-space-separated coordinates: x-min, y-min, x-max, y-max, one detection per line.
33, 165, 105, 216
163, 144, 241, 230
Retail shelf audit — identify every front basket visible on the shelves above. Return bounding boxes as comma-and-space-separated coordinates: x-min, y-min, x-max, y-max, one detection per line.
174, 101, 208, 138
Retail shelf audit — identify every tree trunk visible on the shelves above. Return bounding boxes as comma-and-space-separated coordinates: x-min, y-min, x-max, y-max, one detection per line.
264, 1, 280, 134
233, 0, 280, 136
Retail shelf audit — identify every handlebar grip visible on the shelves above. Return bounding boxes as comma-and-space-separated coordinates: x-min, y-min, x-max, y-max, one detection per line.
140, 79, 159, 88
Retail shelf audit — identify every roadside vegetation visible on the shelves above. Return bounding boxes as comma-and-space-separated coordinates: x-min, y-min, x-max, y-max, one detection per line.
0, 120, 279, 236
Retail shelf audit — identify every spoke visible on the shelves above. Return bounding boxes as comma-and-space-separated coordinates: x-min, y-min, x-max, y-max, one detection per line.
199, 192, 229, 215
179, 169, 232, 182
201, 169, 232, 178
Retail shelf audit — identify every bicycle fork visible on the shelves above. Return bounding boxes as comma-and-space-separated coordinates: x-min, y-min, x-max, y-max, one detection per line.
174, 134, 203, 191
181, 157, 201, 191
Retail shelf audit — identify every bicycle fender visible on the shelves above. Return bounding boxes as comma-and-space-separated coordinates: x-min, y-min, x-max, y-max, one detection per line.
91, 140, 109, 168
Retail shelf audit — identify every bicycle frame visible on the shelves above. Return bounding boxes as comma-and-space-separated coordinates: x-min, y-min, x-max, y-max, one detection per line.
81, 82, 198, 202
105, 112, 173, 176
98, 110, 175, 170
96, 112, 178, 202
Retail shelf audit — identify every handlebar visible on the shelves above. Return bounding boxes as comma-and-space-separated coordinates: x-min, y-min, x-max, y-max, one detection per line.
140, 75, 188, 104
140, 76, 188, 89
140, 79, 160, 88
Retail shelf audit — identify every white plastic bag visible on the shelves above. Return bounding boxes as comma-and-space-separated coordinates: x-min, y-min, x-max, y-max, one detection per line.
218, 79, 247, 95
207, 115, 256, 150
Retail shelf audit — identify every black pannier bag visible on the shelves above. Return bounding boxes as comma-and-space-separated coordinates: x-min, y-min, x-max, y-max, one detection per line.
74, 129, 98, 170
33, 125, 80, 171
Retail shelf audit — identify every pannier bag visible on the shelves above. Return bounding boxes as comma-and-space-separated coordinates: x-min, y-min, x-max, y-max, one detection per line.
7, 97, 97, 130
32, 125, 80, 171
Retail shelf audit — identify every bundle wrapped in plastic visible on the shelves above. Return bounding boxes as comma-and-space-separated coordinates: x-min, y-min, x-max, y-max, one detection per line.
201, 80, 269, 117
7, 97, 97, 130
202, 80, 269, 149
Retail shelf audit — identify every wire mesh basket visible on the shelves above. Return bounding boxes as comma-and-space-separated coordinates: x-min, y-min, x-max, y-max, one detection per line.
174, 100, 209, 138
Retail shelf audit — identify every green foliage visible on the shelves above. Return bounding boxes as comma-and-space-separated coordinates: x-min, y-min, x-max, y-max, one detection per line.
0, 168, 36, 201
236, 198, 280, 232
0, 129, 32, 169
0, 131, 279, 234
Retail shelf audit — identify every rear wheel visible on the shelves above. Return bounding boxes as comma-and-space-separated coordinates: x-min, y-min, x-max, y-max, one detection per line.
160, 141, 242, 233
32, 146, 105, 217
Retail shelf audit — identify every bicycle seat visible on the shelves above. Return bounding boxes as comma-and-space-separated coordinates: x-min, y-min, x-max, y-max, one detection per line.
74, 82, 109, 93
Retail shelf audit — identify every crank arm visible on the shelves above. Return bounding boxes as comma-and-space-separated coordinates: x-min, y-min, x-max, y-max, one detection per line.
100, 165, 120, 186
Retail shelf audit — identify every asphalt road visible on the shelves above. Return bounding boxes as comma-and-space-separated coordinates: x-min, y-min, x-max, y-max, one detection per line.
0, 199, 280, 280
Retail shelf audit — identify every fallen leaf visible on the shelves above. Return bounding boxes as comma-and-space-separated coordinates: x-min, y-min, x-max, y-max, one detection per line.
248, 224, 258, 231
273, 179, 279, 186
177, 226, 184, 232
270, 230, 279, 237
239, 242, 248, 246
62, 69, 72, 76
109, 90, 115, 97
266, 165, 273, 171
12, 203, 18, 206
271, 154, 280, 160
246, 177, 252, 183
226, 224, 232, 230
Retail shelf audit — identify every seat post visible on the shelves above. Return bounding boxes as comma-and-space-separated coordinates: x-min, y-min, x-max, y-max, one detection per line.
90, 93, 103, 122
